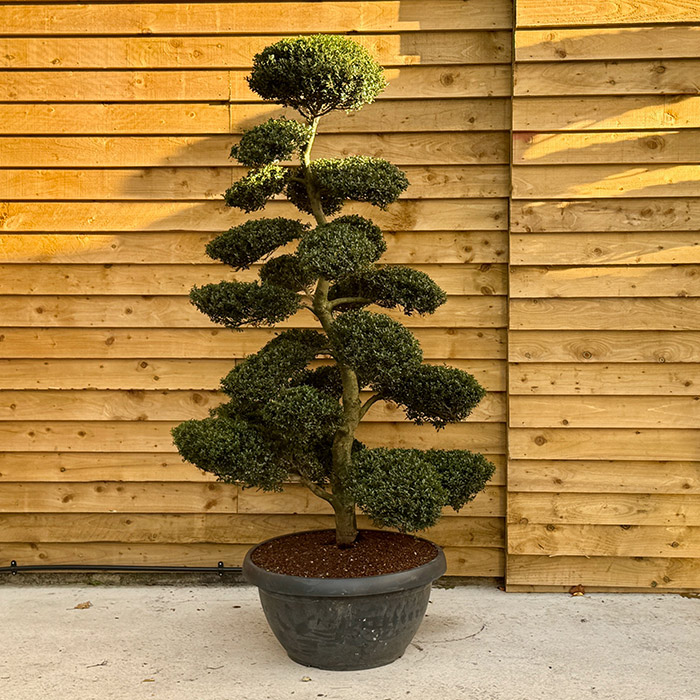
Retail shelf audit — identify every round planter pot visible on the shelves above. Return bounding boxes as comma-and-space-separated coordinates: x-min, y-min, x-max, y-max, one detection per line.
242, 530, 447, 671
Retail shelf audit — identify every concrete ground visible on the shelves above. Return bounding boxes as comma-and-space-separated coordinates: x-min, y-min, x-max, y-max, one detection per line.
1, 581, 698, 700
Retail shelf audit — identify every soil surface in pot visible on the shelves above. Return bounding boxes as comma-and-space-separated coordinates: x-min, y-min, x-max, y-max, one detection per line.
250, 529, 439, 578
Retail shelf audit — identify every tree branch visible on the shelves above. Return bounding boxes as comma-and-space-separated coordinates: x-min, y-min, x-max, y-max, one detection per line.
329, 296, 372, 310
359, 393, 382, 419
296, 472, 335, 505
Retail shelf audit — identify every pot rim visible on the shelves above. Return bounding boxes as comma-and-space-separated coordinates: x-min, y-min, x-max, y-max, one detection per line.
242, 529, 447, 597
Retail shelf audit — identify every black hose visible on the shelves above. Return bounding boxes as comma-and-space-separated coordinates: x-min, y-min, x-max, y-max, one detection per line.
1, 561, 243, 576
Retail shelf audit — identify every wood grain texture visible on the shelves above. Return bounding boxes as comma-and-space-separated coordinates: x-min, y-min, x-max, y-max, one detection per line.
2, 66, 512, 102
510, 395, 700, 428
509, 362, 700, 395
508, 492, 700, 526
516, 0, 700, 27
0, 32, 511, 69
512, 164, 700, 199
509, 330, 700, 363
510, 232, 700, 265
510, 265, 700, 298
516, 27, 700, 61
0, 166, 510, 201
0, 133, 511, 168
506, 555, 700, 589
0, 358, 506, 392
513, 130, 700, 165
0, 99, 510, 135
0, 294, 507, 329
0, 1, 513, 35
510, 298, 700, 330
508, 523, 700, 557
0, 327, 508, 360
0, 199, 508, 232
515, 60, 700, 96
508, 459, 700, 493
0, 263, 507, 296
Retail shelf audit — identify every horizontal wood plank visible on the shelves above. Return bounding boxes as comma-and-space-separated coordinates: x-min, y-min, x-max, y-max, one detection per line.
0, 231, 510, 265
0, 199, 507, 232
0, 99, 510, 135
0, 165, 510, 201
516, 27, 700, 61
509, 362, 700, 395
508, 459, 700, 493
516, 0, 700, 27
0, 1, 513, 35
510, 298, 700, 331
508, 492, 700, 526
0, 451, 507, 484
0, 263, 507, 297
510, 427, 700, 460
512, 96, 700, 131
512, 164, 700, 199
0, 327, 507, 360
514, 60, 700, 96
0, 358, 506, 392
508, 523, 700, 558
510, 265, 700, 298
511, 232, 700, 265
510, 395, 700, 429
0, 32, 511, 69
0, 294, 507, 329
512, 198, 700, 232
0, 512, 504, 549
2, 65, 512, 102
513, 130, 700, 165
0, 133, 511, 168
506, 554, 700, 589
510, 330, 700, 363
0, 389, 506, 424
0, 420, 506, 452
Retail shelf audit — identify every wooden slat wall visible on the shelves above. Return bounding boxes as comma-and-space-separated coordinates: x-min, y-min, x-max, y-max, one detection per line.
0, 1, 512, 576
508, 0, 700, 591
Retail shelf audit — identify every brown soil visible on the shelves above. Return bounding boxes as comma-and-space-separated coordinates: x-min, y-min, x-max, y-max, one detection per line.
250, 529, 439, 578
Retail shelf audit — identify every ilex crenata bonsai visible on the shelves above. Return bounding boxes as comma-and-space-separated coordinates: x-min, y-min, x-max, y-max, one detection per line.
172, 35, 495, 547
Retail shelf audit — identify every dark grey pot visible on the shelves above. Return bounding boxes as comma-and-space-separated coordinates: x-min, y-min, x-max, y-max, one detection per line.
242, 531, 447, 671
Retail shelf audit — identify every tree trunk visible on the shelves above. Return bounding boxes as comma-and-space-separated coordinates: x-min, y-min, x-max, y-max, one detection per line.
333, 499, 358, 547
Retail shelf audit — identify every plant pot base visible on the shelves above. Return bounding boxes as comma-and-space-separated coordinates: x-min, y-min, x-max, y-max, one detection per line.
243, 530, 447, 671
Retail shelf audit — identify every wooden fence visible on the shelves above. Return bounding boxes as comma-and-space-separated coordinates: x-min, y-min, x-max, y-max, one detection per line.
0, 0, 697, 591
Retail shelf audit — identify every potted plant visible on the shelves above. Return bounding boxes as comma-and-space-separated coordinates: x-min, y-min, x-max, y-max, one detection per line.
172, 34, 494, 671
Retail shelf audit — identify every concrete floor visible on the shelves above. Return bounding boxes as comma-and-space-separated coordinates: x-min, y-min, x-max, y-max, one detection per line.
1, 582, 698, 700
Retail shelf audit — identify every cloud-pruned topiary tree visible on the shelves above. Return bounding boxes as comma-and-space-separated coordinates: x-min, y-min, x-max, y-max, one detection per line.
172, 35, 494, 547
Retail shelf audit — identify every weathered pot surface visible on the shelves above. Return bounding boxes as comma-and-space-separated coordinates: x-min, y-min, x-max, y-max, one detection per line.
242, 530, 447, 671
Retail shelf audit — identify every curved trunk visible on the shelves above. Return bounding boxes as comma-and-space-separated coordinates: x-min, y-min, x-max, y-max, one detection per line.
303, 117, 360, 547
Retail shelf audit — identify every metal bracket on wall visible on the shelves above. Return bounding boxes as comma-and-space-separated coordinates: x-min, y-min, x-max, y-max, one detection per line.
0, 561, 244, 575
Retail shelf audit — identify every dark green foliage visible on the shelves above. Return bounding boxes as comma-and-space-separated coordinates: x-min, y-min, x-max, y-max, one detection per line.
247, 35, 386, 119
286, 157, 408, 216
206, 218, 307, 270
190, 280, 300, 328
422, 450, 495, 512
231, 118, 312, 167
220, 329, 328, 412
223, 164, 289, 212
290, 365, 344, 398
171, 416, 287, 491
385, 364, 486, 429
350, 448, 447, 532
285, 176, 344, 217
330, 310, 422, 388
315, 157, 409, 208
329, 266, 448, 315
263, 386, 342, 442
259, 254, 316, 291
297, 215, 386, 280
